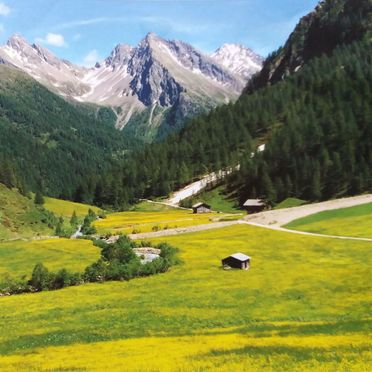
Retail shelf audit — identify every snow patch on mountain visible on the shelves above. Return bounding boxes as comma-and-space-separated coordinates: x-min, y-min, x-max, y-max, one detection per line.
211, 44, 263, 80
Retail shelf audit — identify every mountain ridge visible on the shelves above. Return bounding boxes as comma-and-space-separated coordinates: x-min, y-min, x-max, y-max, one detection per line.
0, 32, 263, 140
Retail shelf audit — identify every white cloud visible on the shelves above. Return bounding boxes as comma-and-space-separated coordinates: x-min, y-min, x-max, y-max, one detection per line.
83, 49, 101, 67
35, 33, 66, 47
0, 2, 10, 16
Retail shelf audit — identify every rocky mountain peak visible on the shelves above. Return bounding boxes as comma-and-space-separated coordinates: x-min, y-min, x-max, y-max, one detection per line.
105, 44, 134, 69
6, 33, 34, 55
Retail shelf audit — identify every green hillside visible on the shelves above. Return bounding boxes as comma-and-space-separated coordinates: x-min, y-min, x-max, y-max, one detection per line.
0, 65, 137, 199
0, 238, 100, 280
0, 183, 54, 241
247, 0, 372, 91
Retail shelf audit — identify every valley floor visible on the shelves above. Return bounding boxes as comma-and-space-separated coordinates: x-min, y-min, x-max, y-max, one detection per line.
0, 197, 371, 371
0, 224, 371, 370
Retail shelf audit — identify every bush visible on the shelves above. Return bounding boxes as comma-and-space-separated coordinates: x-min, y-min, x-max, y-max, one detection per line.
30, 263, 51, 291
0, 275, 30, 295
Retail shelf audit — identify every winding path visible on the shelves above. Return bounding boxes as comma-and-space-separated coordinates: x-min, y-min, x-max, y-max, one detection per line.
129, 194, 372, 242
243, 194, 372, 227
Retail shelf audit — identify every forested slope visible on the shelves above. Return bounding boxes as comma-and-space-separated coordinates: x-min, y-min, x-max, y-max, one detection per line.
0, 65, 136, 199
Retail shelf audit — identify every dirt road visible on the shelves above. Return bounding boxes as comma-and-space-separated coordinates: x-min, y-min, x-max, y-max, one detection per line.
244, 194, 372, 227
129, 221, 240, 239
129, 194, 372, 241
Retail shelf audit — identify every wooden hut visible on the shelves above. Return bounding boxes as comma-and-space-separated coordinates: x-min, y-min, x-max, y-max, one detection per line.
222, 253, 251, 270
192, 202, 211, 214
243, 199, 266, 214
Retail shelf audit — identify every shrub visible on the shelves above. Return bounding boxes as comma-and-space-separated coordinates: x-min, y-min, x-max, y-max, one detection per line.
30, 263, 51, 291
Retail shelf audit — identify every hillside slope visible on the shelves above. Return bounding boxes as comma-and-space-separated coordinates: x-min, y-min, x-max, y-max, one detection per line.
247, 0, 372, 91
0, 65, 135, 198
0, 183, 53, 241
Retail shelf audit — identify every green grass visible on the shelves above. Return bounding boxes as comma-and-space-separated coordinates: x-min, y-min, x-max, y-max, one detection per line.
0, 238, 100, 280
43, 197, 101, 217
286, 202, 372, 238
182, 185, 242, 214
130, 200, 180, 212
0, 223, 370, 370
275, 197, 307, 210
0, 184, 52, 241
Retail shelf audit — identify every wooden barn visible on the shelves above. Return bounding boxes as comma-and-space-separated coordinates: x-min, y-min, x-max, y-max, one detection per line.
243, 199, 266, 214
222, 253, 251, 270
192, 202, 211, 214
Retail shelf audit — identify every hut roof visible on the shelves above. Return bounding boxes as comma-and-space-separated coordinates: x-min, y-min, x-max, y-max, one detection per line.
243, 199, 265, 207
226, 253, 251, 261
192, 202, 210, 209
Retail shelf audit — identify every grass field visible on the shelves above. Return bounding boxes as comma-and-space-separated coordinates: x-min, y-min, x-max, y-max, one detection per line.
275, 197, 307, 210
0, 224, 370, 370
182, 185, 242, 214
94, 208, 241, 235
286, 202, 372, 238
130, 200, 179, 212
43, 197, 101, 217
0, 184, 52, 241
0, 238, 100, 280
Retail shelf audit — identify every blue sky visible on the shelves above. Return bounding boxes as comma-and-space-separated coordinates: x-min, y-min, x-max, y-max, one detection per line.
0, 0, 319, 66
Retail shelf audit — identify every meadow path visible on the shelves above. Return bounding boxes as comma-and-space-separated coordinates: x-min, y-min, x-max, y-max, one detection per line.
128, 220, 240, 239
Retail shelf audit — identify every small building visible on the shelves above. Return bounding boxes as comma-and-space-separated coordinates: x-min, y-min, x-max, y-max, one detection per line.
243, 199, 266, 214
192, 202, 211, 214
222, 253, 251, 270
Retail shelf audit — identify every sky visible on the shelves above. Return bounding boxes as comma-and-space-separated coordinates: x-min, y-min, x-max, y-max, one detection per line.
0, 0, 319, 66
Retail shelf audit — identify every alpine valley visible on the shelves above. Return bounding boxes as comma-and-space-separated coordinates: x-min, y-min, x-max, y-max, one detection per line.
0, 0, 372, 370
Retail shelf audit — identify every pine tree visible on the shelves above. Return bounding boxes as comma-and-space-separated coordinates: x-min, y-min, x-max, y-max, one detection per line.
34, 190, 45, 205
70, 211, 78, 227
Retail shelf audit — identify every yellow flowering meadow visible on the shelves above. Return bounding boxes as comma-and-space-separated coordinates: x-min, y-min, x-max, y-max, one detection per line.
0, 222, 370, 370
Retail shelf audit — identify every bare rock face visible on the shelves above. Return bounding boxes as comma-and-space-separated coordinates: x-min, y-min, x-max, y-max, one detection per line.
105, 44, 134, 70
128, 36, 184, 106
0, 32, 263, 139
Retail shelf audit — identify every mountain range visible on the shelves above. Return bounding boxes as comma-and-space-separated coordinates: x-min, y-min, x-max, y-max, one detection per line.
0, 33, 263, 141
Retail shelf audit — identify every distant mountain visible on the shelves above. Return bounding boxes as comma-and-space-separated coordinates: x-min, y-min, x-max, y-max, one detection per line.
0, 33, 262, 141
247, 0, 372, 92
211, 44, 263, 80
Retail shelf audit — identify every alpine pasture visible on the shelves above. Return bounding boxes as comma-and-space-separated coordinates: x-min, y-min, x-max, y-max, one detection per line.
286, 202, 372, 238
93, 207, 240, 235
0, 238, 100, 280
0, 219, 371, 371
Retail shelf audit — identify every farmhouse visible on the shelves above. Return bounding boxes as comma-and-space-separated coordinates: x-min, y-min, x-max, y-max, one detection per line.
222, 253, 250, 270
243, 199, 266, 214
192, 202, 211, 214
